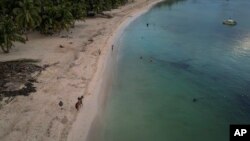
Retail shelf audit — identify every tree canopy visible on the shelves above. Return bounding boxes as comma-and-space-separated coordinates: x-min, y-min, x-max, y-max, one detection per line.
0, 0, 130, 53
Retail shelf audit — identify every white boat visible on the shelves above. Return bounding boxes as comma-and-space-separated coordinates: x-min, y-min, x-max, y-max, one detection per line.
223, 19, 237, 26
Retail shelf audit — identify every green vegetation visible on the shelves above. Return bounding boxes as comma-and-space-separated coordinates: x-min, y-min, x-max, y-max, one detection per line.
0, 0, 130, 53
0, 16, 25, 53
13, 0, 41, 40
38, 0, 74, 34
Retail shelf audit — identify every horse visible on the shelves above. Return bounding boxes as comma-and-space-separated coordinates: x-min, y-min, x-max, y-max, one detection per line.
75, 96, 84, 111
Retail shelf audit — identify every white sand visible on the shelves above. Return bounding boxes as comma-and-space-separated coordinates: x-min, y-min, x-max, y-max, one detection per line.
0, 0, 162, 141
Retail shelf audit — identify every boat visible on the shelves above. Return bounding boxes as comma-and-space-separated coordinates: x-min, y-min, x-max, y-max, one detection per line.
223, 19, 237, 26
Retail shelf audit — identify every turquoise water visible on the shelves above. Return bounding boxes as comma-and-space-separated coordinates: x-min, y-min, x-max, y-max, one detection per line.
98, 0, 250, 141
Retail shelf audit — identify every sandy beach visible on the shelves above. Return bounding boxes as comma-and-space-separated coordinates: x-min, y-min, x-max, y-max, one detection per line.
0, 0, 161, 141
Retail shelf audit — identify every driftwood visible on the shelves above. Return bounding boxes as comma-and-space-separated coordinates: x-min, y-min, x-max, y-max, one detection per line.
96, 13, 113, 19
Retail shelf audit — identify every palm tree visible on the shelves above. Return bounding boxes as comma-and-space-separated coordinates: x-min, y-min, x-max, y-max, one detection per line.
13, 0, 41, 40
57, 2, 74, 30
38, 0, 74, 34
0, 0, 16, 16
92, 0, 104, 13
0, 16, 25, 53
70, 0, 87, 20
103, 0, 113, 10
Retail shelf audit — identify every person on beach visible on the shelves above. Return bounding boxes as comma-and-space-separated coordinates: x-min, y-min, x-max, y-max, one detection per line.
150, 57, 153, 63
98, 49, 101, 55
112, 45, 114, 51
193, 98, 197, 102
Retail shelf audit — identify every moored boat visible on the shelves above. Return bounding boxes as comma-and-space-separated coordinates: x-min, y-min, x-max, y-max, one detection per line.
223, 19, 237, 26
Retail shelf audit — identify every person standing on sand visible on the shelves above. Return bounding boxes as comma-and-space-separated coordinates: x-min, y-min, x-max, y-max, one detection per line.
98, 49, 101, 55
112, 45, 114, 51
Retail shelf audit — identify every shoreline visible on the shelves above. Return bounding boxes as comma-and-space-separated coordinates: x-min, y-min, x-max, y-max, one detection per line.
0, 0, 162, 141
67, 0, 162, 141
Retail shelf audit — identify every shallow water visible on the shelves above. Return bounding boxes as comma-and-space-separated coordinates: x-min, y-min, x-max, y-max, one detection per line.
97, 0, 250, 141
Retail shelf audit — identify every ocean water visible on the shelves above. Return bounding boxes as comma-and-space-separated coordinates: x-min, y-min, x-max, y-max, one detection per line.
97, 0, 250, 141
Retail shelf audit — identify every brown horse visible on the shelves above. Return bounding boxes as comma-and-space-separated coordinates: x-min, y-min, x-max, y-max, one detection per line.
75, 96, 84, 111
